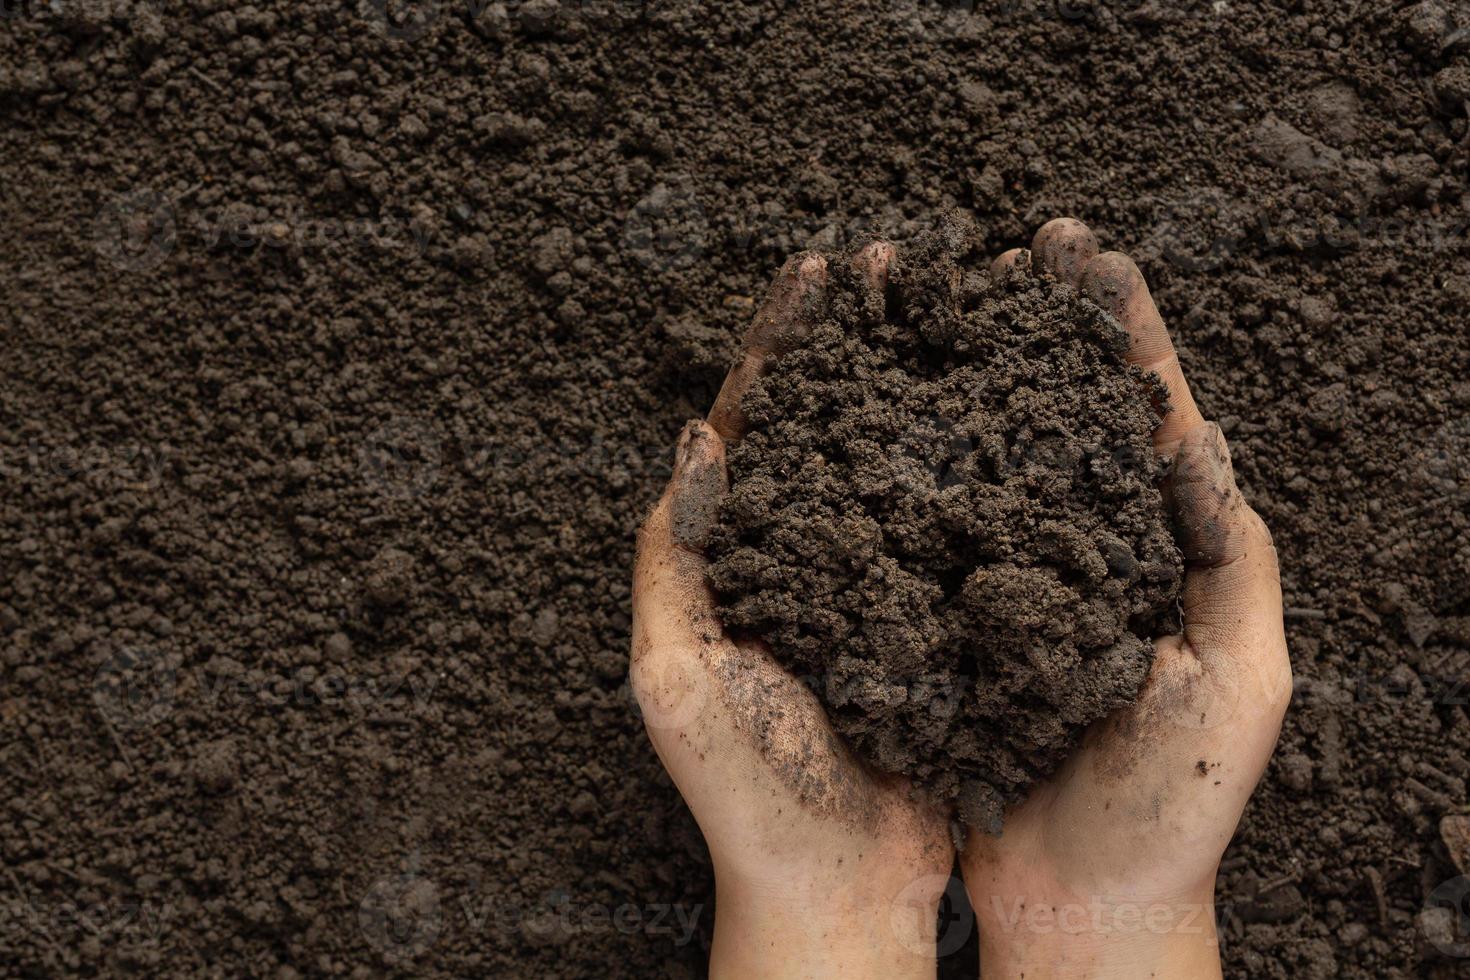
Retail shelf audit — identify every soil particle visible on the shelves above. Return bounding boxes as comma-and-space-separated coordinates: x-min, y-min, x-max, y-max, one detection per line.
1439, 815, 1470, 875
1278, 752, 1315, 793
324, 632, 353, 660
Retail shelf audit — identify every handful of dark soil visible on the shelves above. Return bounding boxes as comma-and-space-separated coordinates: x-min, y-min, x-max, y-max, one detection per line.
706, 224, 1184, 829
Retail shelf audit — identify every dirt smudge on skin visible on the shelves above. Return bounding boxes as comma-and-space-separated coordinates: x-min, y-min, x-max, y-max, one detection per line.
707, 641, 886, 832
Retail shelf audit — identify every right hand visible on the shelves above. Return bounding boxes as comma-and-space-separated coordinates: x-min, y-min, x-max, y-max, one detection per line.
962, 220, 1293, 979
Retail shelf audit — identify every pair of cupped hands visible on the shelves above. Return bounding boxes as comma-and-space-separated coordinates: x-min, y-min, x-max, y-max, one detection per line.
631, 219, 1292, 978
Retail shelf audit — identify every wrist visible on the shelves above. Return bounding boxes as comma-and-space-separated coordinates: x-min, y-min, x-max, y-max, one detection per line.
973, 886, 1221, 980
710, 865, 942, 979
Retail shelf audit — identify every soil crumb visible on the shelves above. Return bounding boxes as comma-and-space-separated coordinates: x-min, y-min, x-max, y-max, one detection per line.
706, 219, 1184, 827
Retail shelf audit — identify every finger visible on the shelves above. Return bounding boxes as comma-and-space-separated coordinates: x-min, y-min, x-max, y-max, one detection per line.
1030, 218, 1098, 288
1168, 422, 1285, 680
989, 247, 1030, 278
853, 239, 896, 294
668, 420, 728, 556
707, 253, 828, 441
634, 420, 727, 641
1080, 251, 1206, 454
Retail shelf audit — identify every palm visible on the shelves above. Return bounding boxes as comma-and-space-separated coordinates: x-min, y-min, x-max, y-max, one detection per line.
974, 625, 1290, 910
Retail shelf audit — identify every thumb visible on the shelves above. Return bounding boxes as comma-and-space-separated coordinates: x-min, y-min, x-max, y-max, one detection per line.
667, 419, 728, 556
1167, 422, 1290, 710
631, 420, 728, 732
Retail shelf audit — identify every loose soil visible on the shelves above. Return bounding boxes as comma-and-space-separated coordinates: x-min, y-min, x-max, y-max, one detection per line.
2, 1, 1468, 978
707, 223, 1182, 828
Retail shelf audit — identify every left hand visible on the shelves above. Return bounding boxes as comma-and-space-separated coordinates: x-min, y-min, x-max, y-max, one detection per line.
631, 244, 954, 978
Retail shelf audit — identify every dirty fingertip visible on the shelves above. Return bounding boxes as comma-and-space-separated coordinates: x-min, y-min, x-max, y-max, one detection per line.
1031, 218, 1099, 287
1079, 251, 1141, 317
771, 249, 828, 296
853, 240, 896, 291
990, 247, 1030, 278
749, 251, 830, 355
794, 250, 829, 281
792, 251, 831, 325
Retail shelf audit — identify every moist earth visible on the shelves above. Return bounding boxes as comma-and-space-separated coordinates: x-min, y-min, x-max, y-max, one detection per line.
707, 223, 1182, 828
2, 1, 1469, 978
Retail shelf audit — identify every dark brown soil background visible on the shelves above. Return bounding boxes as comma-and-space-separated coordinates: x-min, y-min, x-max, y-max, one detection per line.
707, 229, 1182, 829
1, 0, 1468, 977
